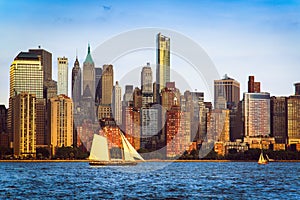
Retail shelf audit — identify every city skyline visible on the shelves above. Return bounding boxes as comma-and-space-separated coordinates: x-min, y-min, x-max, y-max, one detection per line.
0, 0, 299, 106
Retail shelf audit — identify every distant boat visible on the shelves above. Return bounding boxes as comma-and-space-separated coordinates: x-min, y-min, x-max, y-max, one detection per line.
89, 133, 144, 166
258, 151, 268, 165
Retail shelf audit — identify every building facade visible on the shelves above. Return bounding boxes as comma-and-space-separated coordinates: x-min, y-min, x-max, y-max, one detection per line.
270, 96, 287, 144
112, 81, 122, 125
287, 95, 300, 145
243, 92, 270, 137
48, 95, 73, 156
57, 57, 68, 96
156, 33, 170, 100
214, 74, 240, 109
13, 92, 36, 158
141, 63, 153, 107
72, 56, 81, 106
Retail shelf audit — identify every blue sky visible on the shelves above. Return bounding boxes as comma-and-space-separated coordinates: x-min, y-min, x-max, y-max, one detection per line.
0, 0, 299, 105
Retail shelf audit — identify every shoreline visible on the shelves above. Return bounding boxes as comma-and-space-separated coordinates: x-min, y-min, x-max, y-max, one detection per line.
0, 159, 299, 163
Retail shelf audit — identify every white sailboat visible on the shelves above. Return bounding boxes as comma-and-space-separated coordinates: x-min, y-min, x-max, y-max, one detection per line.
89, 133, 144, 166
258, 151, 268, 165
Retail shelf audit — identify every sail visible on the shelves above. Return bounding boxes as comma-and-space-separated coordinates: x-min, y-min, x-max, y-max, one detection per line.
89, 134, 110, 161
120, 133, 135, 162
258, 152, 267, 164
120, 132, 144, 161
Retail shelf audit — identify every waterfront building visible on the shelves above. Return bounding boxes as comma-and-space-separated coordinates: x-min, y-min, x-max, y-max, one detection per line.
48, 95, 73, 156
166, 98, 187, 158
214, 74, 240, 109
0, 105, 7, 134
83, 44, 95, 100
156, 33, 170, 101
57, 57, 68, 96
8, 51, 43, 147
207, 109, 230, 143
13, 92, 36, 158
287, 95, 300, 145
270, 96, 287, 144
243, 92, 270, 137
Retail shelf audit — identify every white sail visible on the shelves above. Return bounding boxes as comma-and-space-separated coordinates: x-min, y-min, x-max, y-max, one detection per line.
120, 132, 144, 161
89, 134, 110, 161
120, 132, 135, 162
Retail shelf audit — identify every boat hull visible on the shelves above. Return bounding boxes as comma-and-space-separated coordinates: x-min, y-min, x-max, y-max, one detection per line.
89, 160, 137, 166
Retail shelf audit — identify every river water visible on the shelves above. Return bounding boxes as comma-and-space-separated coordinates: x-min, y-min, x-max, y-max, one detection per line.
0, 161, 299, 199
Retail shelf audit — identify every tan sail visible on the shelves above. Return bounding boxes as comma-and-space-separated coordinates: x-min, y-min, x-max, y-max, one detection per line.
89, 134, 110, 162
120, 132, 144, 161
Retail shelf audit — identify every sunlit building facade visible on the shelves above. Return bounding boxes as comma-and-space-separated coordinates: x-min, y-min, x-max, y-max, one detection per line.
48, 95, 73, 156
243, 92, 270, 137
57, 57, 68, 96
13, 92, 36, 158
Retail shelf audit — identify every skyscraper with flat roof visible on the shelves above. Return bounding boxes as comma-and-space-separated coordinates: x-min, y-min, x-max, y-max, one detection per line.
57, 57, 68, 96
156, 33, 170, 101
29, 47, 52, 82
214, 74, 240, 109
8, 51, 44, 147
112, 81, 122, 125
48, 95, 73, 156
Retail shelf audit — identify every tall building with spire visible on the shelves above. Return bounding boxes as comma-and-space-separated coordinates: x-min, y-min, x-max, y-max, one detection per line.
156, 33, 170, 102
57, 57, 68, 96
72, 55, 81, 106
83, 44, 95, 100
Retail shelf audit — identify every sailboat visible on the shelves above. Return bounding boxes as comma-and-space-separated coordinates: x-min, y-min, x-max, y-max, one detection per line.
89, 133, 144, 166
258, 151, 268, 165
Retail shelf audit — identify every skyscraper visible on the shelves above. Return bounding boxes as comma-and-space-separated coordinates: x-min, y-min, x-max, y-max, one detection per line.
48, 95, 73, 156
72, 55, 81, 106
156, 33, 170, 101
100, 65, 114, 105
214, 74, 240, 109
112, 81, 122, 125
8, 51, 44, 147
95, 67, 102, 104
141, 63, 153, 107
83, 44, 95, 100
13, 92, 36, 158
123, 85, 133, 106
9, 52, 43, 98
29, 47, 52, 83
57, 57, 68, 96
270, 96, 287, 144
287, 95, 300, 145
243, 92, 270, 137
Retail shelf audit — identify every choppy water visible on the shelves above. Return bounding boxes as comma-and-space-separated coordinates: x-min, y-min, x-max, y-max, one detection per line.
0, 161, 299, 199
